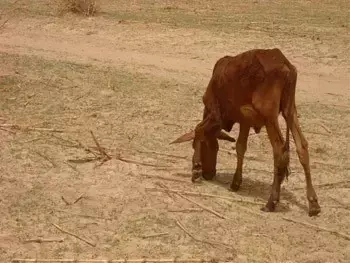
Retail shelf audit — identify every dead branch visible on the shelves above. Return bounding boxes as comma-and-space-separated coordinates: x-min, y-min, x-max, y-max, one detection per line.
64, 161, 80, 173
291, 180, 350, 190
176, 219, 235, 251
61, 196, 71, 205
135, 149, 188, 160
56, 209, 113, 220
140, 173, 189, 183
168, 208, 203, 213
141, 232, 169, 239
0, 19, 9, 30
177, 193, 226, 219
146, 187, 265, 206
319, 123, 331, 133
154, 182, 177, 200
33, 150, 57, 167
154, 187, 227, 219
11, 258, 224, 263
90, 130, 111, 160
73, 193, 85, 204
23, 238, 64, 243
282, 217, 350, 241
67, 157, 98, 163
0, 126, 16, 133
0, 124, 64, 133
117, 156, 170, 168
51, 223, 96, 247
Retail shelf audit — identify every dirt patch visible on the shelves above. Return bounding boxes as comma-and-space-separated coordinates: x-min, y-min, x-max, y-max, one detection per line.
0, 0, 349, 262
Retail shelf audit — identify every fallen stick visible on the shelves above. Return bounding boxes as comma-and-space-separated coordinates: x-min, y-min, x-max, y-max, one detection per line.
140, 173, 189, 183
141, 232, 169, 239
0, 127, 16, 133
61, 196, 71, 205
319, 123, 331, 133
176, 193, 226, 219
11, 258, 226, 263
168, 208, 203, 213
176, 219, 234, 251
291, 180, 350, 190
73, 193, 85, 204
67, 157, 98, 164
135, 149, 188, 159
90, 131, 111, 160
0, 19, 9, 30
146, 187, 265, 206
117, 156, 170, 168
51, 223, 96, 247
23, 238, 64, 244
33, 151, 56, 167
0, 124, 64, 133
56, 209, 113, 220
282, 217, 350, 241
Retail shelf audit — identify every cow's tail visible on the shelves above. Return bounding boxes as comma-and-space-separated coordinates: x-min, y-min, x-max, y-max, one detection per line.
283, 64, 297, 179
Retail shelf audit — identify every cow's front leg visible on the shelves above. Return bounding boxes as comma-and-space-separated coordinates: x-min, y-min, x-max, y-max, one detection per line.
230, 123, 250, 191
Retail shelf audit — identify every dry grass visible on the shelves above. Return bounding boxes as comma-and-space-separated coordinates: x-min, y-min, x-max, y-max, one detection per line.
58, 0, 99, 16
1, 1, 350, 262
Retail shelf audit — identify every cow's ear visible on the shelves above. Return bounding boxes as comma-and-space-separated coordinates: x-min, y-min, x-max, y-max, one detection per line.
170, 130, 195, 144
217, 131, 236, 142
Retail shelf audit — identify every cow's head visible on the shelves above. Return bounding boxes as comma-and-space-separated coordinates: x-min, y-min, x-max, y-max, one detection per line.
170, 129, 235, 182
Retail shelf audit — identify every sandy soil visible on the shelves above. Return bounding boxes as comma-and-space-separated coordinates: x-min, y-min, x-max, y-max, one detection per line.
0, 0, 349, 262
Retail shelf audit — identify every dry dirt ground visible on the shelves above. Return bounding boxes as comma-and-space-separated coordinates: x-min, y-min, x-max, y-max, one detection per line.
0, 0, 349, 262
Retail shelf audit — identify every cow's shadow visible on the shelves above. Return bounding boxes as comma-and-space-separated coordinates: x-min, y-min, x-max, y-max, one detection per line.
175, 171, 308, 213
213, 172, 308, 213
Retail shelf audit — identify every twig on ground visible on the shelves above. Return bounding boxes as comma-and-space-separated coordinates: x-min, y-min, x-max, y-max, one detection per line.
73, 193, 85, 204
282, 217, 350, 241
154, 182, 177, 200
168, 208, 203, 213
23, 238, 64, 243
292, 180, 350, 190
0, 127, 16, 133
163, 122, 182, 128
175, 219, 234, 251
135, 149, 187, 159
90, 130, 111, 160
67, 157, 97, 163
0, 124, 64, 133
140, 173, 189, 183
117, 156, 170, 168
177, 193, 227, 219
0, 19, 9, 30
11, 258, 223, 263
56, 209, 113, 220
61, 196, 71, 205
141, 232, 169, 239
146, 187, 265, 206
33, 151, 57, 167
319, 123, 332, 133
64, 161, 80, 173
51, 223, 96, 247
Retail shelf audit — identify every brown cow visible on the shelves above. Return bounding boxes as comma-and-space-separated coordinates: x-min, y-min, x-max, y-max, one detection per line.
171, 48, 321, 217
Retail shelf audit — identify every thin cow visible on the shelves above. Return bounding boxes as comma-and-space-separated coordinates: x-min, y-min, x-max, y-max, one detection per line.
171, 48, 321, 217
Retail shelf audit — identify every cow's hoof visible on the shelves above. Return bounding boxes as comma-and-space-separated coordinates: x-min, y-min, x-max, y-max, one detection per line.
261, 200, 278, 212
191, 170, 201, 183
308, 199, 321, 217
230, 182, 241, 192
202, 171, 216, 180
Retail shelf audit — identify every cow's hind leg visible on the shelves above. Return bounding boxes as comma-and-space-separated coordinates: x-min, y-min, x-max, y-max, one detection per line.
230, 123, 250, 191
289, 110, 321, 216
262, 120, 288, 212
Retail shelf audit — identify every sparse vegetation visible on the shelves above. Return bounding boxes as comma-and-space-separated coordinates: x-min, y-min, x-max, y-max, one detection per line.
58, 0, 99, 16
0, 1, 349, 262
